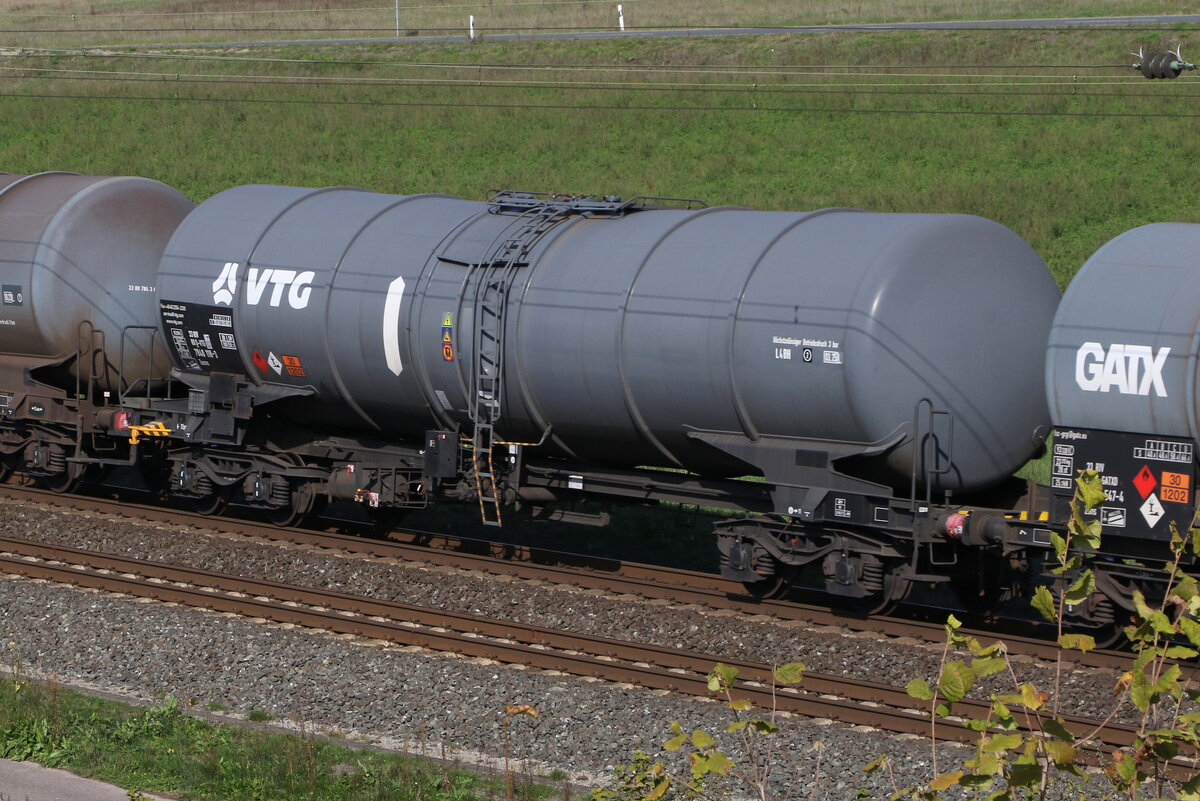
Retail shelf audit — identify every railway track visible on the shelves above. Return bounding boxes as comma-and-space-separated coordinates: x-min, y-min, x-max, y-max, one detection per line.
0, 482, 1141, 672
0, 534, 1165, 764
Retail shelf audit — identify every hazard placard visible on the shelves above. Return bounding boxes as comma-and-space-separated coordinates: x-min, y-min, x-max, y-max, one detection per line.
1133, 465, 1157, 499
1051, 428, 1196, 541
281, 355, 306, 377
1141, 493, 1166, 528
1162, 470, 1190, 489
1162, 471, 1191, 504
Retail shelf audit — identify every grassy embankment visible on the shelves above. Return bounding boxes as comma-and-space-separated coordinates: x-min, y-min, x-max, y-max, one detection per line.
0, 26, 1196, 286
0, 669, 555, 801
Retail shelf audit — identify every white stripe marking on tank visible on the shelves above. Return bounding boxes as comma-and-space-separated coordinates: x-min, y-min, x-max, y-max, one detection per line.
383, 276, 406, 376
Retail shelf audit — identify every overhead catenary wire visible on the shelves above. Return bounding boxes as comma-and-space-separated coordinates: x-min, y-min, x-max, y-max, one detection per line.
5, 70, 1197, 102
0, 49, 1181, 94
4, 89, 1200, 118
0, 63, 1179, 91
0, 48, 1134, 73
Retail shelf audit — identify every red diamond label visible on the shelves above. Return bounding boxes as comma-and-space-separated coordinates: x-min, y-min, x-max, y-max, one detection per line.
1133, 465, 1157, 499
252, 350, 267, 374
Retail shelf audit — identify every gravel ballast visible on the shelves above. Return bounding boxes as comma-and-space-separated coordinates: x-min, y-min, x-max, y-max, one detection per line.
1, 501, 1129, 716
2, 573, 964, 799
0, 499, 1133, 797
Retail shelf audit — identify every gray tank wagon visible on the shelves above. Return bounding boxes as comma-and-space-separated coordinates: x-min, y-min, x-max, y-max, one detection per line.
155, 185, 1058, 499
0, 172, 192, 485
0, 171, 193, 393
1047, 223, 1200, 545
1047, 223, 1200, 441
0, 173, 1096, 619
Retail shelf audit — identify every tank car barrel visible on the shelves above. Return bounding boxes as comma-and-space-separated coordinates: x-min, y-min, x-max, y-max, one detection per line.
156, 187, 1059, 497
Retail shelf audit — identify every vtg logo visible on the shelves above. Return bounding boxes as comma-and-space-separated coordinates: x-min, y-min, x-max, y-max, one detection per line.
212, 262, 238, 306
1075, 342, 1171, 397
211, 262, 316, 309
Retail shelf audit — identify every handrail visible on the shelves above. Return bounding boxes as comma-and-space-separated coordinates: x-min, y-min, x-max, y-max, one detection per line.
118, 325, 161, 401
909, 398, 955, 513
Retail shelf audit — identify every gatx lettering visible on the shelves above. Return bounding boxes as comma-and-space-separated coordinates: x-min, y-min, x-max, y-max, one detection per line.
1075, 342, 1170, 397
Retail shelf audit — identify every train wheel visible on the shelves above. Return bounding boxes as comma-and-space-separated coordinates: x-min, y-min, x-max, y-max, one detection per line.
81, 464, 111, 487
38, 472, 80, 494
192, 487, 231, 516
740, 566, 797, 600
267, 482, 321, 528
37, 463, 108, 494
267, 498, 320, 527
1083, 595, 1128, 650
1087, 622, 1125, 650
842, 592, 896, 616
840, 571, 912, 617
267, 506, 303, 527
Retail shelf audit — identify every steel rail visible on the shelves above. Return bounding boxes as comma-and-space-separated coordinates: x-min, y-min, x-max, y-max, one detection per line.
0, 482, 1140, 672
0, 535, 1164, 761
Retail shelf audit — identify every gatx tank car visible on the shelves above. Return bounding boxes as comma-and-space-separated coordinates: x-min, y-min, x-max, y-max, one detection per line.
0, 170, 1187, 641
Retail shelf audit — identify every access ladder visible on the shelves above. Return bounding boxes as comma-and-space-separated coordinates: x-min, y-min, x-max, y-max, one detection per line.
465, 191, 707, 525
469, 201, 572, 525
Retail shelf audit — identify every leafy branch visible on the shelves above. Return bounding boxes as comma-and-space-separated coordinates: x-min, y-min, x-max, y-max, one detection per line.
882, 470, 1200, 800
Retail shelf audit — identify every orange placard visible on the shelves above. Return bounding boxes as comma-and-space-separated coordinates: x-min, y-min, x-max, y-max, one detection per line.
1162, 486, 1190, 504
281, 355, 306, 377
1162, 471, 1191, 489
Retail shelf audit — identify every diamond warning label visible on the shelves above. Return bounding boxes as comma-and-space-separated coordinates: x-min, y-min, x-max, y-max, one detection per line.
1140, 493, 1166, 528
1133, 465, 1157, 499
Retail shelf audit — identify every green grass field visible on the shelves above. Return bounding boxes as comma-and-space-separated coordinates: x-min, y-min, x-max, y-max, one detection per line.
2, 23, 1197, 285
0, 676, 554, 801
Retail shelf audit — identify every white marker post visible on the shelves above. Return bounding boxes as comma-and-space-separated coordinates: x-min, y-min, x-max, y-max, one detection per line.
469, 15, 476, 40
617, 4, 624, 31
394, 0, 400, 37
